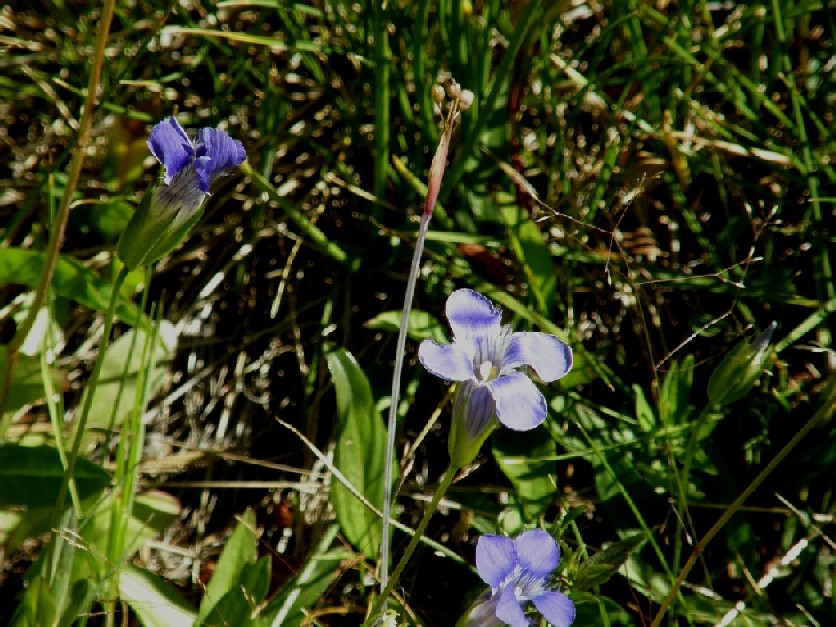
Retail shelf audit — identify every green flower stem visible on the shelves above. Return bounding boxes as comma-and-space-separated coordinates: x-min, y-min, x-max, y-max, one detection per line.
651, 377, 834, 627
369, 463, 458, 624
239, 161, 348, 265
0, 0, 116, 420
56, 265, 129, 520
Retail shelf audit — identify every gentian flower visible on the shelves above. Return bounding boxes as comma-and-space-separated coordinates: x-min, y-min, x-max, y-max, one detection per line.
418, 289, 572, 465
118, 116, 246, 269
467, 529, 575, 627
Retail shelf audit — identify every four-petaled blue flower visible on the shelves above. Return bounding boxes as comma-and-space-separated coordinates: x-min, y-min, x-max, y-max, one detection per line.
468, 529, 575, 627
418, 289, 572, 463
118, 116, 246, 269
148, 116, 246, 224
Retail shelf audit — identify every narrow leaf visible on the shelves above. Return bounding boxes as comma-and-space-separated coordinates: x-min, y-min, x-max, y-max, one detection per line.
120, 564, 197, 627
574, 532, 646, 591
197, 509, 258, 622
0, 445, 109, 507
326, 347, 392, 558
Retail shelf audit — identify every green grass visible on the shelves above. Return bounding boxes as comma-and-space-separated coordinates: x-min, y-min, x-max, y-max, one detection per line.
0, 0, 833, 625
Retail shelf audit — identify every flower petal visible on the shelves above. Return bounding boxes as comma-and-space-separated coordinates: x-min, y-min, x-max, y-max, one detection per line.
514, 529, 560, 579
502, 332, 573, 382
446, 289, 502, 342
418, 340, 474, 382
495, 584, 529, 627
487, 372, 547, 430
195, 127, 247, 192
532, 591, 576, 627
147, 117, 193, 184
460, 382, 496, 439
475, 535, 516, 588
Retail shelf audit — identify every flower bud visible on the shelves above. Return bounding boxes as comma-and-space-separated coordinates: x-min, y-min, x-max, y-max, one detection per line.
458, 89, 475, 111
431, 84, 445, 104
707, 322, 776, 406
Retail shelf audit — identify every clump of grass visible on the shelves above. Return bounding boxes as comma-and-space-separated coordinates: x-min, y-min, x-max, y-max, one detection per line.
0, 1, 832, 625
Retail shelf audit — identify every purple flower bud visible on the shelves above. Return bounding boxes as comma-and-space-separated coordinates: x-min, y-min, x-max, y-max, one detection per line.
118, 117, 246, 269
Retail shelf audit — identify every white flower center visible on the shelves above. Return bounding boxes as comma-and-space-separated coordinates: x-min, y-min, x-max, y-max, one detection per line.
477, 361, 495, 382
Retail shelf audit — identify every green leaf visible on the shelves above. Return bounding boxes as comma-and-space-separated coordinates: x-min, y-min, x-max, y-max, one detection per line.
633, 384, 657, 432
197, 509, 258, 623
326, 347, 392, 558
574, 532, 646, 591
120, 564, 197, 627
0, 248, 147, 327
71, 490, 182, 582
0, 444, 109, 507
203, 556, 271, 627
0, 347, 64, 417
79, 321, 176, 451
58, 580, 94, 627
658, 355, 694, 426
493, 430, 557, 520
262, 525, 346, 626
364, 309, 446, 342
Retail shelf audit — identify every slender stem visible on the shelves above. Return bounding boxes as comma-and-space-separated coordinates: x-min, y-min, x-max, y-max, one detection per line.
56, 265, 129, 520
0, 0, 116, 416
650, 378, 834, 626
380, 211, 432, 593
371, 464, 458, 623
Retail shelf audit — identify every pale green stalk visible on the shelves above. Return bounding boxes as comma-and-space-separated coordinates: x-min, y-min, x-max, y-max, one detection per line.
105, 280, 158, 627
380, 115, 454, 596
56, 265, 129, 520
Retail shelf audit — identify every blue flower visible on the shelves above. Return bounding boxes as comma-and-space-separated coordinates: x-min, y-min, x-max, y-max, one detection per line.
118, 116, 246, 269
418, 289, 572, 463
468, 529, 575, 627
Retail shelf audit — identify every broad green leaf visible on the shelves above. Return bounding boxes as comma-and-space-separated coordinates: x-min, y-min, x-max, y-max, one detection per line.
71, 490, 182, 582
197, 509, 258, 623
203, 556, 271, 627
493, 430, 557, 520
0, 248, 147, 327
326, 347, 392, 558
501, 203, 556, 315
120, 564, 197, 627
262, 525, 347, 627
633, 384, 657, 432
0, 445, 109, 507
659, 355, 694, 426
364, 309, 446, 342
79, 321, 176, 451
0, 347, 64, 417
574, 532, 646, 591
